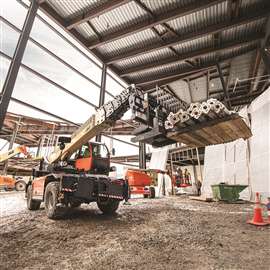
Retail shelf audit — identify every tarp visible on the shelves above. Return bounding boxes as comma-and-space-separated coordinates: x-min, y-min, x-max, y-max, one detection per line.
149, 148, 169, 171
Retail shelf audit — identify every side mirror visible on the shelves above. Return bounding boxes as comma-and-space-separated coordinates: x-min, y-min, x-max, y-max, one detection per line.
58, 137, 71, 150
111, 148, 116, 156
110, 166, 116, 172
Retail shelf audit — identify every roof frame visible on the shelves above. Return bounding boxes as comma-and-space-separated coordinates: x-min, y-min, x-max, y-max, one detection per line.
106, 9, 269, 64
86, 0, 224, 49
120, 35, 262, 77
66, 0, 131, 30
136, 44, 258, 87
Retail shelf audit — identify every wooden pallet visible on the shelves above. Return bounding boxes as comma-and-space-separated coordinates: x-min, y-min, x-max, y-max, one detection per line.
167, 115, 252, 147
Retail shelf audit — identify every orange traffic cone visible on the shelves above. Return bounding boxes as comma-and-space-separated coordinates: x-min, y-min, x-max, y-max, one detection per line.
247, 192, 268, 226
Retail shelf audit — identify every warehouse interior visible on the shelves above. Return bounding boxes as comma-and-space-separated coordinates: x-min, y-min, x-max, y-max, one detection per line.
0, 0, 270, 269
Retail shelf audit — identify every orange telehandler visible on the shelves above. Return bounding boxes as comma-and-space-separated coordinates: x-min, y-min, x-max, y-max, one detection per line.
26, 85, 142, 219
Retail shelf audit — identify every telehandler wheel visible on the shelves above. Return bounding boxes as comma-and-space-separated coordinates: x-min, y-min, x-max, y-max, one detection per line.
26, 185, 41, 210
97, 198, 120, 215
44, 182, 67, 219
15, 180, 26, 191
149, 186, 155, 199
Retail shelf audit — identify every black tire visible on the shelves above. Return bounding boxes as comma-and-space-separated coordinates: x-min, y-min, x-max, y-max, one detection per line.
27, 185, 41, 210
44, 182, 67, 219
15, 180, 26, 191
97, 198, 120, 215
149, 186, 155, 199
143, 194, 149, 198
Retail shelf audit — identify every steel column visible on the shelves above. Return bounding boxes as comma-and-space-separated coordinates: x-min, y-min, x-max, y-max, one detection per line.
0, 0, 39, 130
216, 62, 232, 109
96, 64, 107, 142
261, 49, 270, 74
261, 15, 270, 74
139, 142, 146, 169
2, 118, 21, 174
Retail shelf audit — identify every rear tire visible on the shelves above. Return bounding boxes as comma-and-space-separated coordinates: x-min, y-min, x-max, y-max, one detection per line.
44, 182, 67, 219
97, 198, 120, 215
27, 185, 41, 210
149, 186, 155, 199
15, 180, 26, 191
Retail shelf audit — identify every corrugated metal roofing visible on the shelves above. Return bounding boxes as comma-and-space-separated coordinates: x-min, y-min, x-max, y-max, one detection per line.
128, 62, 190, 83
46, 0, 107, 20
98, 28, 157, 58
75, 22, 98, 41
114, 47, 175, 71
90, 1, 149, 37
172, 35, 214, 55
141, 0, 198, 15
220, 18, 266, 43
40, 0, 270, 108
167, 1, 228, 35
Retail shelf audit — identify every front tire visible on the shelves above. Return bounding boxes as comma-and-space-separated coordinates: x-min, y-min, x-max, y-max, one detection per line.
15, 180, 26, 191
27, 185, 41, 210
44, 182, 67, 219
97, 198, 120, 215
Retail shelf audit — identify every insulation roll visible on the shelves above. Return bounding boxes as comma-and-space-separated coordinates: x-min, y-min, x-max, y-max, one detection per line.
180, 112, 190, 123
201, 102, 211, 114
190, 107, 202, 120
165, 120, 174, 130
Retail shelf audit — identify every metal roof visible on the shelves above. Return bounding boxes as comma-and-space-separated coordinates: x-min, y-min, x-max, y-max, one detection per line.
37, 0, 270, 109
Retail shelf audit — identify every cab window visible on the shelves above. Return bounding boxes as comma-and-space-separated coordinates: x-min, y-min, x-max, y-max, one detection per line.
80, 144, 91, 158
92, 144, 108, 158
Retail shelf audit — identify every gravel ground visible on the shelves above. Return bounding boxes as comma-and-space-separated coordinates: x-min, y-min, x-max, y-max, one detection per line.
0, 192, 269, 270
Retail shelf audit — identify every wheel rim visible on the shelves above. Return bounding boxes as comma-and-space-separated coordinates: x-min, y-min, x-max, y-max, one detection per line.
16, 183, 25, 191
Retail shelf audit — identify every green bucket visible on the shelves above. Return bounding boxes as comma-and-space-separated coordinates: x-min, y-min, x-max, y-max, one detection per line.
211, 183, 248, 202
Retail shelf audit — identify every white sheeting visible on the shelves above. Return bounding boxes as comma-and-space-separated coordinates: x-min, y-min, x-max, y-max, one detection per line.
149, 148, 169, 171
157, 173, 172, 197
202, 87, 270, 202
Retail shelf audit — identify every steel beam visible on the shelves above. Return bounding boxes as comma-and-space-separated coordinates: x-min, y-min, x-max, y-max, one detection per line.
96, 64, 107, 142
216, 62, 231, 109
88, 0, 224, 49
32, 0, 128, 86
139, 142, 146, 169
0, 0, 39, 130
66, 0, 130, 30
18, 0, 127, 90
248, 49, 261, 92
99, 64, 107, 107
106, 9, 269, 64
0, 51, 97, 108
139, 46, 256, 90
0, 16, 114, 99
120, 35, 262, 77
261, 15, 270, 74
2, 118, 21, 174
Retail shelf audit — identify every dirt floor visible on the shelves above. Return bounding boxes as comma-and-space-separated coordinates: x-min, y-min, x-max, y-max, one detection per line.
0, 192, 269, 270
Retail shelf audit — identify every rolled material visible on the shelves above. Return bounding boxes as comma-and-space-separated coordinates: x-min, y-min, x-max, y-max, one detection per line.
165, 98, 234, 130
